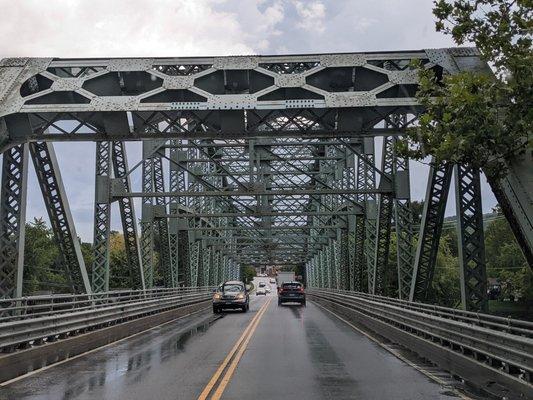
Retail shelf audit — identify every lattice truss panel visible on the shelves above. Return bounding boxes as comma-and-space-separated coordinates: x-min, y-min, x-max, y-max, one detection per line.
0, 48, 487, 150
0, 48, 510, 313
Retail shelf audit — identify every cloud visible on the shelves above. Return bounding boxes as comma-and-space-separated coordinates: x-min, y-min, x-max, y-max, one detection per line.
0, 0, 286, 58
292, 1, 326, 33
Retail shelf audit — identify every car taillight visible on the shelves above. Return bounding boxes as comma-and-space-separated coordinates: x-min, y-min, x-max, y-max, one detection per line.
298, 287, 304, 292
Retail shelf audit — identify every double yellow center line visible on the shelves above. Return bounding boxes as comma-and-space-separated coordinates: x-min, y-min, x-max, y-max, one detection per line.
197, 297, 271, 400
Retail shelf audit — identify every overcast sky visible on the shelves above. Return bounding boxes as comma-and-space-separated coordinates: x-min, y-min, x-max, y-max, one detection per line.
0, 0, 496, 241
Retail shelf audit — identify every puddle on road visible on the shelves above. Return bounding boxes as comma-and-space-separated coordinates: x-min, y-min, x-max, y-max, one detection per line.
158, 321, 210, 363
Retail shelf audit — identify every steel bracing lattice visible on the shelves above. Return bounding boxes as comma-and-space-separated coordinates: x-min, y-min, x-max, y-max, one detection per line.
29, 141, 91, 294
0, 48, 529, 312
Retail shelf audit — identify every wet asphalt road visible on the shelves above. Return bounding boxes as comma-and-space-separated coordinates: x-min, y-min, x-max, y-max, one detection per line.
0, 278, 460, 400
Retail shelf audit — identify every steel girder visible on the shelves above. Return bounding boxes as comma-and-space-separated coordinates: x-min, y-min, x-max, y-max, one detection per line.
339, 230, 350, 290
202, 245, 212, 286
189, 240, 201, 286
359, 139, 378, 293
169, 140, 188, 285
91, 142, 111, 293
140, 141, 155, 288
153, 155, 173, 287
392, 137, 414, 300
29, 141, 91, 294
372, 136, 394, 295
454, 165, 487, 312
409, 161, 453, 302
111, 141, 144, 289
488, 157, 533, 268
353, 215, 366, 291
0, 144, 28, 298
211, 250, 221, 286
1, 49, 489, 152
313, 255, 320, 288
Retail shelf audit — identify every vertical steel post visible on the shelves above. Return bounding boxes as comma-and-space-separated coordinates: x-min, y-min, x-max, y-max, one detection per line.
111, 141, 144, 289
153, 154, 173, 287
454, 165, 488, 312
91, 142, 111, 293
202, 245, 212, 286
360, 138, 377, 293
140, 141, 155, 288
0, 144, 28, 298
372, 136, 394, 295
189, 240, 200, 286
392, 137, 414, 300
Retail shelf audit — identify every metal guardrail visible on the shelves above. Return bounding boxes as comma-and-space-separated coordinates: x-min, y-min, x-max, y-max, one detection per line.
308, 288, 533, 389
0, 287, 213, 322
318, 289, 533, 337
0, 287, 214, 352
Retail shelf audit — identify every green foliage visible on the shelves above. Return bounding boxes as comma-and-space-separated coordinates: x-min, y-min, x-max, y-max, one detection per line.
240, 266, 256, 284
428, 233, 462, 307
485, 211, 531, 303
23, 218, 67, 294
398, 0, 532, 180
108, 231, 135, 289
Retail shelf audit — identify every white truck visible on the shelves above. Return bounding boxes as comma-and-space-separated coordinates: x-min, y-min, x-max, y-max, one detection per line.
276, 271, 295, 287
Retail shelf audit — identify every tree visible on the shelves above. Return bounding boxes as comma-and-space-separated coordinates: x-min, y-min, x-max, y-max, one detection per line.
485, 208, 531, 303
240, 266, 256, 284
23, 218, 67, 294
428, 232, 461, 307
410, 200, 425, 225
398, 0, 532, 181
108, 231, 132, 289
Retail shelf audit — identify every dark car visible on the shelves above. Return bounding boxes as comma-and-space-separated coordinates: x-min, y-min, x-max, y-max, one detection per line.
278, 281, 305, 306
213, 280, 250, 313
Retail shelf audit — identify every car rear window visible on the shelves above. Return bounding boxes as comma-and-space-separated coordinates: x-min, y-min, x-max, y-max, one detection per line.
282, 283, 302, 289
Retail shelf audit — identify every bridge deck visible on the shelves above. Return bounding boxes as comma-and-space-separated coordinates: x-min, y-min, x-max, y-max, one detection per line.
0, 280, 465, 400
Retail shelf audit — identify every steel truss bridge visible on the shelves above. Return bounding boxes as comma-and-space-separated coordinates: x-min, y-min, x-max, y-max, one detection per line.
0, 47, 532, 398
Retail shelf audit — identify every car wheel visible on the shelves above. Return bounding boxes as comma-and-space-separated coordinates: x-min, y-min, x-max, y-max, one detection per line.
242, 306, 247, 312
213, 306, 219, 314
278, 300, 282, 306
302, 300, 306, 306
